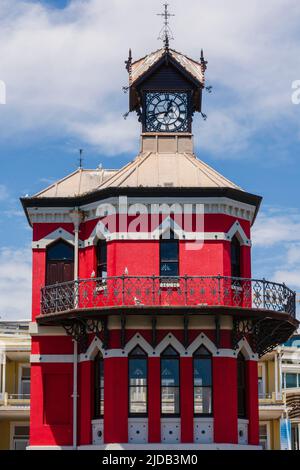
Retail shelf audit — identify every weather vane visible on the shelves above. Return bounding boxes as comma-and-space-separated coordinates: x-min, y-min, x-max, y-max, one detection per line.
157, 2, 175, 49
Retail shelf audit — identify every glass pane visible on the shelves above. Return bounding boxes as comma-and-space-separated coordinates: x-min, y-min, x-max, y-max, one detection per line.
22, 368, 30, 379
47, 241, 74, 261
21, 380, 30, 396
286, 373, 298, 388
161, 358, 179, 386
129, 346, 147, 357
238, 389, 246, 417
14, 426, 30, 437
194, 346, 211, 356
194, 358, 212, 386
160, 241, 178, 261
129, 359, 147, 383
97, 241, 107, 264
162, 346, 179, 357
160, 262, 179, 276
14, 439, 29, 450
194, 387, 212, 414
129, 386, 147, 414
161, 387, 180, 414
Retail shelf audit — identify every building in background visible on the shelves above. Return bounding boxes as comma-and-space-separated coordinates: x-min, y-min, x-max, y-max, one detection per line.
0, 321, 31, 450
258, 333, 300, 450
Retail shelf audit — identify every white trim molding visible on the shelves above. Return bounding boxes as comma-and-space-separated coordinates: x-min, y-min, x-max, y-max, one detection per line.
32, 228, 82, 249
225, 221, 251, 246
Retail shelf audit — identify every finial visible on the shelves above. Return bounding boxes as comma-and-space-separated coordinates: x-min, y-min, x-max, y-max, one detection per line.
125, 48, 132, 73
200, 49, 208, 69
157, 2, 175, 49
79, 149, 83, 169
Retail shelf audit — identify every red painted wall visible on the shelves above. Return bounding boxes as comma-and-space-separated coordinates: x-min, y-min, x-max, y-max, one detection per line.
104, 357, 128, 444
247, 360, 259, 445
213, 357, 238, 444
180, 357, 194, 443
30, 363, 73, 446
32, 249, 46, 321
78, 361, 93, 446
148, 357, 161, 443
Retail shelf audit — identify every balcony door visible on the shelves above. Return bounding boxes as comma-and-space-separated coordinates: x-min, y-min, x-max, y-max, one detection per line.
46, 240, 74, 286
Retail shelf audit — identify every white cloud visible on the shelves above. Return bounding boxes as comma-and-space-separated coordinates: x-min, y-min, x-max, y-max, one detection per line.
0, 0, 299, 156
0, 246, 31, 320
0, 184, 9, 201
252, 209, 300, 247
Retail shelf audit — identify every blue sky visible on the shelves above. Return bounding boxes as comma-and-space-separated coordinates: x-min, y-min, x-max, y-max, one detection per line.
0, 0, 300, 320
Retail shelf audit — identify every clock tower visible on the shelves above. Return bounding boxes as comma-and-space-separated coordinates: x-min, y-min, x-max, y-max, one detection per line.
126, 45, 206, 134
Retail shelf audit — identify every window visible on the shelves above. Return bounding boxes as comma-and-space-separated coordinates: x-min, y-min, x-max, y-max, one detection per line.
161, 346, 180, 416
160, 232, 179, 277
129, 346, 148, 416
46, 240, 74, 286
47, 240, 74, 261
20, 366, 30, 397
94, 353, 104, 418
193, 346, 213, 416
11, 425, 29, 450
97, 240, 107, 279
259, 424, 270, 450
285, 373, 298, 389
237, 353, 247, 418
231, 235, 241, 278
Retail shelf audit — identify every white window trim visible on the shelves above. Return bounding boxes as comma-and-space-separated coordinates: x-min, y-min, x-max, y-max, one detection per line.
18, 363, 30, 396
259, 421, 271, 450
258, 362, 266, 397
9, 421, 30, 451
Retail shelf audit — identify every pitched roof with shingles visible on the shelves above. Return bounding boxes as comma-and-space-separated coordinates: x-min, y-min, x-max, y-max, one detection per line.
130, 48, 205, 86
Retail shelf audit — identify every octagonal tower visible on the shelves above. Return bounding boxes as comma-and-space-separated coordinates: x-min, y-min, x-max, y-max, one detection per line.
22, 42, 298, 450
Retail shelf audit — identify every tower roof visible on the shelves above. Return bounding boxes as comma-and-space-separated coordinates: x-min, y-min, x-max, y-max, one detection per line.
96, 151, 241, 191
130, 48, 206, 88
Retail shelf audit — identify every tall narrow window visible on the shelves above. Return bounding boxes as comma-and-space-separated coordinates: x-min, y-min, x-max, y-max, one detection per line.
94, 352, 104, 418
160, 231, 179, 277
46, 240, 74, 285
231, 236, 241, 278
194, 346, 213, 416
161, 346, 180, 416
129, 346, 148, 416
237, 352, 247, 418
97, 240, 107, 278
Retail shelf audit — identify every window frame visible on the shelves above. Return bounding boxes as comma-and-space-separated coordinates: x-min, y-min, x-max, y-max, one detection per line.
18, 364, 30, 398
96, 239, 108, 279
9, 422, 30, 451
94, 352, 104, 419
128, 346, 148, 418
237, 352, 247, 419
160, 346, 180, 417
193, 346, 213, 417
231, 235, 242, 279
159, 232, 179, 278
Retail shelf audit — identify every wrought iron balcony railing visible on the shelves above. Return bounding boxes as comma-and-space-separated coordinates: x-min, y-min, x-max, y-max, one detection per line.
40, 276, 296, 318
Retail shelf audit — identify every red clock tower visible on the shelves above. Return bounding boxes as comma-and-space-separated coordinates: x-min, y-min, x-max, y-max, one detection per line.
22, 24, 298, 450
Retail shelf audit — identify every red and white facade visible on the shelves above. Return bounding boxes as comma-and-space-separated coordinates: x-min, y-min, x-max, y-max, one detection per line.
22, 45, 298, 450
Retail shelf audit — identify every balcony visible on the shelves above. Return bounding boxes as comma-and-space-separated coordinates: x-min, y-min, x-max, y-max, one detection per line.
40, 275, 296, 318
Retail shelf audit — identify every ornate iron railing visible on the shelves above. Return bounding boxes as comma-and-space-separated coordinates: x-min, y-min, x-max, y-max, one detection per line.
40, 276, 296, 317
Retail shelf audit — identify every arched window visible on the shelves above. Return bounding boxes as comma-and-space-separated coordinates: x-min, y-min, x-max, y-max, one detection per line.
129, 346, 148, 416
193, 346, 213, 416
237, 352, 247, 418
231, 235, 241, 278
160, 231, 179, 277
46, 240, 74, 285
97, 240, 107, 278
94, 352, 104, 419
161, 346, 180, 416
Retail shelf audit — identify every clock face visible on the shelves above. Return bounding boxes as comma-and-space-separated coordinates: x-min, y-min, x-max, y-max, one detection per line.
145, 92, 189, 132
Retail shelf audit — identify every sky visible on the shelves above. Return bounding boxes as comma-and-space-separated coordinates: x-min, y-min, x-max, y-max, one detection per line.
0, 0, 300, 320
